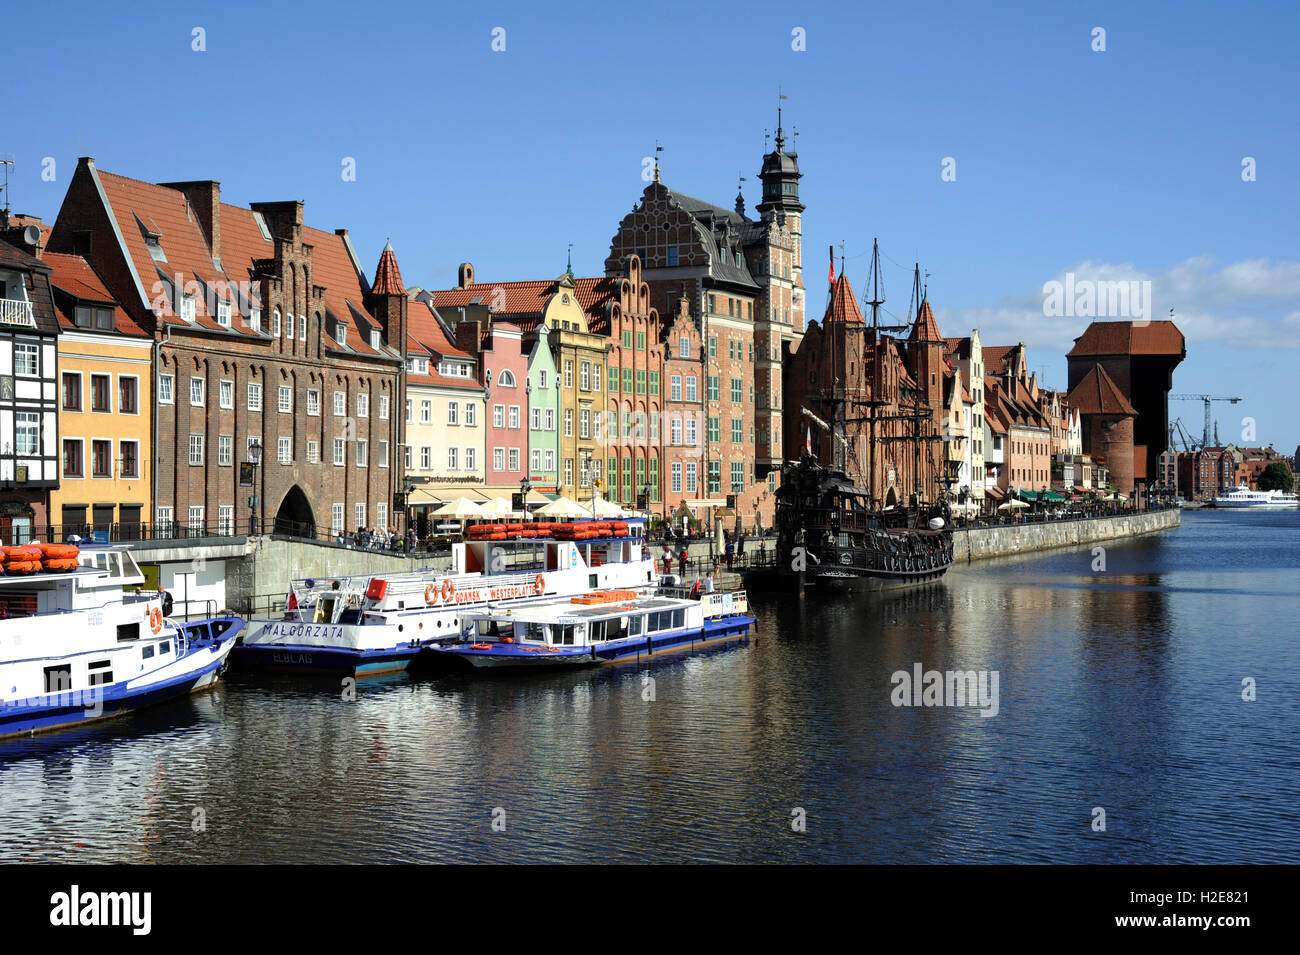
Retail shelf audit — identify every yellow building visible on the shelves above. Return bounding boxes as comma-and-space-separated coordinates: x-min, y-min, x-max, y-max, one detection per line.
547, 272, 609, 500
45, 252, 153, 539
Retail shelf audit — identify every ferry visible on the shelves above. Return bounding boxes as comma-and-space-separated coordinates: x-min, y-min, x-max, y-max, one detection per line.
230, 519, 659, 677
430, 588, 756, 671
0, 544, 243, 739
1212, 485, 1299, 509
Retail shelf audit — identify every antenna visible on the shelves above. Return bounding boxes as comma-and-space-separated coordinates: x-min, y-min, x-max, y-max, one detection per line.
0, 155, 14, 219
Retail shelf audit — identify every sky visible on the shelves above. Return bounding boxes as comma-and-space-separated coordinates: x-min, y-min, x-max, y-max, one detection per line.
6, 0, 1298, 453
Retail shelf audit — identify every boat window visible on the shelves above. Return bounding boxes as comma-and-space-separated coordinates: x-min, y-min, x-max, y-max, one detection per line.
589, 574, 599, 588
557, 624, 577, 645
628, 614, 644, 636
590, 620, 606, 642
609, 616, 628, 642
671, 610, 685, 629
88, 660, 113, 686
43, 665, 72, 693
142, 645, 155, 660
158, 641, 170, 654
117, 622, 140, 642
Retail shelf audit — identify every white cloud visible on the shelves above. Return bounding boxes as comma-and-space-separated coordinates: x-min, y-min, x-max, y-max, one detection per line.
939, 257, 1300, 353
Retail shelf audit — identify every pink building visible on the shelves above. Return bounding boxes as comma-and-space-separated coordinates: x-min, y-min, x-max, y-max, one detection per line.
458, 320, 529, 490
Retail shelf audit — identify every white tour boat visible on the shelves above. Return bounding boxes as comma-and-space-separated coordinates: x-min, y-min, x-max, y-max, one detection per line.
0, 544, 244, 739
1212, 485, 1299, 509
231, 518, 660, 676
429, 588, 756, 670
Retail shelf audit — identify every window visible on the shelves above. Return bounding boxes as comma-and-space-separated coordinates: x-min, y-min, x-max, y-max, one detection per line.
278, 437, 292, 464
421, 400, 432, 424
217, 300, 231, 328
545, 409, 555, 431
158, 374, 174, 404
333, 438, 345, 466
686, 376, 698, 402
219, 434, 233, 466
622, 330, 633, 349
529, 407, 539, 430
118, 440, 139, 478
671, 462, 682, 493
686, 462, 697, 494
285, 314, 294, 339
679, 336, 690, 358
494, 447, 505, 472
732, 418, 743, 443
378, 441, 388, 468
539, 370, 548, 389
278, 385, 292, 413
670, 417, 682, 445
272, 310, 281, 336
564, 361, 573, 389
465, 446, 477, 471
379, 396, 389, 419
544, 450, 555, 471
356, 439, 367, 467
669, 375, 682, 402
90, 374, 111, 412
420, 446, 431, 469
155, 506, 174, 535
218, 505, 234, 536
530, 449, 540, 472
465, 402, 476, 427
62, 373, 82, 411
498, 370, 516, 387
357, 394, 369, 418
636, 369, 646, 395
404, 445, 413, 470
188, 505, 204, 530
623, 367, 633, 393
249, 308, 261, 334
580, 362, 590, 391
447, 401, 459, 425
592, 364, 601, 391
564, 409, 573, 437
300, 315, 308, 341
508, 406, 520, 429
332, 390, 350, 417
12, 412, 39, 455
685, 417, 698, 447
376, 503, 387, 531
636, 332, 646, 351
708, 376, 719, 402
247, 383, 262, 411
307, 390, 320, 416
494, 404, 505, 428
708, 337, 717, 358
580, 409, 590, 439
188, 434, 204, 466
180, 295, 196, 323
564, 458, 573, 488
609, 365, 618, 393
405, 397, 413, 423
731, 461, 745, 493
332, 503, 345, 535
649, 371, 659, 396
708, 417, 720, 443
731, 378, 743, 403
219, 380, 233, 409
63, 439, 83, 477
355, 503, 366, 529
448, 447, 458, 470
307, 440, 320, 464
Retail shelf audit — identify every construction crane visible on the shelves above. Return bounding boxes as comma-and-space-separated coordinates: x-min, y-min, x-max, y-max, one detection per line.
1167, 417, 1197, 453
1171, 394, 1242, 450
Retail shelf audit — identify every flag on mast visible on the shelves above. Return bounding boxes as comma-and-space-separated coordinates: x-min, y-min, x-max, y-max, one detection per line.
806, 426, 813, 455
828, 244, 835, 289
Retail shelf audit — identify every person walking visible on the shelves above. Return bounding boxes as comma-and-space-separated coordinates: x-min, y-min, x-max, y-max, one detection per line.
704, 570, 716, 594
725, 537, 735, 570
678, 546, 689, 577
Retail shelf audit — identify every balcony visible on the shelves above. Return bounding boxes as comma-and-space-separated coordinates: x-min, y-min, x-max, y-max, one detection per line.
0, 298, 36, 327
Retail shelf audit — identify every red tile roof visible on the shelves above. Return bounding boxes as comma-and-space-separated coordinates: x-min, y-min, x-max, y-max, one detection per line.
43, 251, 147, 336
1066, 364, 1137, 416
371, 242, 405, 296
822, 274, 864, 324
1067, 320, 1185, 358
981, 345, 1018, 374
910, 298, 942, 342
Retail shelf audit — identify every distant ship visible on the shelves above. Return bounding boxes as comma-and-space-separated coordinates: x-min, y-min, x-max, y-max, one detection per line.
1212, 484, 1299, 509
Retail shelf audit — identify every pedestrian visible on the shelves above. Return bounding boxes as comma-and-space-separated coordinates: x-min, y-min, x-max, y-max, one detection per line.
678, 546, 688, 577
704, 570, 715, 594
725, 538, 735, 570
758, 538, 766, 564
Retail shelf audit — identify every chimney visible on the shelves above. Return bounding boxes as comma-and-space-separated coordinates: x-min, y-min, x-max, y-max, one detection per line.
458, 262, 474, 288
161, 180, 222, 263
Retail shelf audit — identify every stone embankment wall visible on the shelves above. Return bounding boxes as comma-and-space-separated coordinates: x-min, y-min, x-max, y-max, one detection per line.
949, 508, 1180, 562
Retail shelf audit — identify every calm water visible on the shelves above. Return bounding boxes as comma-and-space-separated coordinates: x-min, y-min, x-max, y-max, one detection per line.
2, 510, 1296, 863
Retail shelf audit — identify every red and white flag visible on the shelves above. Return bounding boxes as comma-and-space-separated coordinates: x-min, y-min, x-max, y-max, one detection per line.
806, 426, 813, 455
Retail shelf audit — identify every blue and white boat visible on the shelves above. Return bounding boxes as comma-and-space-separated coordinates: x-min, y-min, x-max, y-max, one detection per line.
0, 545, 243, 739
231, 519, 659, 677
1212, 484, 1299, 509
430, 589, 756, 671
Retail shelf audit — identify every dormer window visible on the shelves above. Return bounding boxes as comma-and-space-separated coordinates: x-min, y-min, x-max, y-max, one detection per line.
370, 328, 381, 349
180, 294, 196, 322
249, 308, 261, 333
217, 300, 231, 328
145, 233, 166, 263
336, 320, 347, 345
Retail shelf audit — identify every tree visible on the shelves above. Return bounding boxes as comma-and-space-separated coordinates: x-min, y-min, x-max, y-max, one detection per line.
1257, 462, 1294, 493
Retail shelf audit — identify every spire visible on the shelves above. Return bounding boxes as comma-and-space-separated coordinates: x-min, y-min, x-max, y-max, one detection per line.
371, 240, 405, 296
910, 297, 943, 343
775, 89, 788, 151
823, 270, 864, 325
735, 173, 746, 216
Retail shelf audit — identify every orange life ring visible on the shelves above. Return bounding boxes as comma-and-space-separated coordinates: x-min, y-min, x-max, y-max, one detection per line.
149, 607, 162, 634
535, 573, 545, 594
442, 579, 455, 602
424, 584, 438, 605
472, 643, 492, 650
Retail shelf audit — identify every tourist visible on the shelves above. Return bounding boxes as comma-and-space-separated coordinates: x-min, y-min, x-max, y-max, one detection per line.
704, 570, 716, 594
725, 538, 735, 570
678, 546, 689, 577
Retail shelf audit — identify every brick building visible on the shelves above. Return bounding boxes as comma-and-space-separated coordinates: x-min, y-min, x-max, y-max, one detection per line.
47, 159, 406, 539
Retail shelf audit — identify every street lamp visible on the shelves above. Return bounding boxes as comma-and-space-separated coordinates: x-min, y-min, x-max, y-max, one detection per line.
247, 440, 262, 535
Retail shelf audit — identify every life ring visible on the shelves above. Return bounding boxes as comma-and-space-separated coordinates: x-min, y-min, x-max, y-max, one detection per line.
535, 573, 545, 594
149, 607, 163, 633
442, 579, 455, 602
472, 643, 492, 650
424, 584, 438, 605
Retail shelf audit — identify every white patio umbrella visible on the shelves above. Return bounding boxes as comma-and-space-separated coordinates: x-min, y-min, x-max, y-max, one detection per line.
536, 495, 590, 518
997, 499, 1029, 512
588, 496, 627, 518
480, 497, 515, 516
430, 497, 490, 519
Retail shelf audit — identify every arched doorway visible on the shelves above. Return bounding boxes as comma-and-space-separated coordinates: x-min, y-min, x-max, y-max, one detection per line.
274, 486, 316, 539
884, 486, 899, 508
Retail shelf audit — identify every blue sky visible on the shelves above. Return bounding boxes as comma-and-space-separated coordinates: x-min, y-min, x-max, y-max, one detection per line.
7, 0, 1298, 453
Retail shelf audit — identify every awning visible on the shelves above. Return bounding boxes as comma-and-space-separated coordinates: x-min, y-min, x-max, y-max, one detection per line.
985, 485, 1006, 499
1042, 491, 1066, 502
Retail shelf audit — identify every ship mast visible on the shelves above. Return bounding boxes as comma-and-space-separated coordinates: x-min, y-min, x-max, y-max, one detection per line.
865, 239, 885, 507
